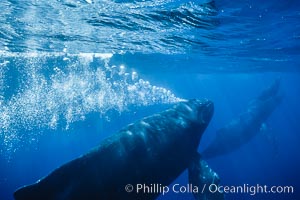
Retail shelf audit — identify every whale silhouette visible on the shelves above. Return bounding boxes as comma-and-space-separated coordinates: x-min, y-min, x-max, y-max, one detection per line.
202, 79, 282, 159
14, 99, 224, 200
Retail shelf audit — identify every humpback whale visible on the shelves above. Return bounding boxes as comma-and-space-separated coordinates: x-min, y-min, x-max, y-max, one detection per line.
202, 79, 282, 159
14, 99, 224, 200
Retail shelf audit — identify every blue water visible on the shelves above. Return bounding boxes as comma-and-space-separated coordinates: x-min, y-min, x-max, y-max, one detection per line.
0, 0, 300, 199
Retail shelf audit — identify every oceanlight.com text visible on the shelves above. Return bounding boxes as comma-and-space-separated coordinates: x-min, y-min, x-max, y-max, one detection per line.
208, 183, 294, 196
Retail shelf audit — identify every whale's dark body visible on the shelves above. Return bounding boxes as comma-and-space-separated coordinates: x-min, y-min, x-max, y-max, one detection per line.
202, 79, 282, 159
14, 99, 223, 200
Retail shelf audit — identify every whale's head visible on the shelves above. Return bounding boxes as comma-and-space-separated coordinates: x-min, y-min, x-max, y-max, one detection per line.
189, 99, 213, 125
175, 98, 214, 133
176, 99, 214, 125
173, 98, 214, 151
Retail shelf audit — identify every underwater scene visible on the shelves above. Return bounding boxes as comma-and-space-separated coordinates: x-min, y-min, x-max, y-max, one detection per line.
0, 0, 299, 200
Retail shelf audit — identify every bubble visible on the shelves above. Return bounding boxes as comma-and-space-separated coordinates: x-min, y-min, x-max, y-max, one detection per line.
0, 52, 183, 154
131, 71, 138, 81
119, 65, 126, 75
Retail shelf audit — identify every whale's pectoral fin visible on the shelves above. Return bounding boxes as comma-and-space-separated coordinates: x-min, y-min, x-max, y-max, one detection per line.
259, 123, 279, 158
188, 153, 225, 200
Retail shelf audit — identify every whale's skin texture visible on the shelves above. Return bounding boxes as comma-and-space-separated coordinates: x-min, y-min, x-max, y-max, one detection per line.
202, 79, 282, 159
14, 99, 214, 200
